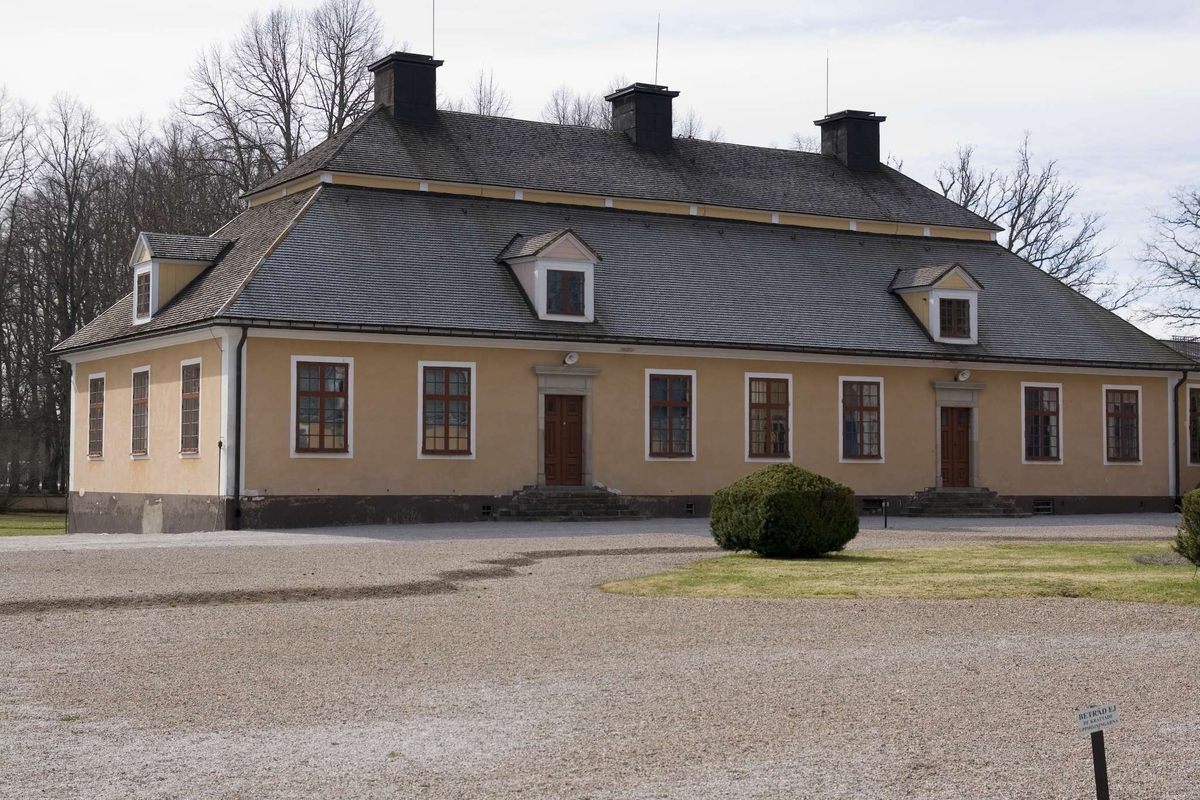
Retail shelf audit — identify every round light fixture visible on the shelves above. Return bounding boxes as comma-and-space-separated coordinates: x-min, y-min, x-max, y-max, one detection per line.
564, 352, 579, 366
956, 369, 971, 382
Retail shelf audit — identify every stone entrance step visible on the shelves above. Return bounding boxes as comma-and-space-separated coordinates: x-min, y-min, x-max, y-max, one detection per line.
494, 486, 649, 522
901, 487, 1031, 518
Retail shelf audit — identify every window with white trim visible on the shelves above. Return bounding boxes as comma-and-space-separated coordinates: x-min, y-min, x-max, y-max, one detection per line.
417, 361, 476, 459
131, 367, 150, 456
87, 375, 105, 458
180, 360, 201, 455
645, 369, 696, 460
747, 374, 790, 459
840, 377, 883, 461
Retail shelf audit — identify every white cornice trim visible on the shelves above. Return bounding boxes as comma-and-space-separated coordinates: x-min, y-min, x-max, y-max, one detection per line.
58, 327, 234, 364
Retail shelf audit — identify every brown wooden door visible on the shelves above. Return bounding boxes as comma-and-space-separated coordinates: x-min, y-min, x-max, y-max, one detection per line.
940, 407, 972, 487
544, 395, 583, 486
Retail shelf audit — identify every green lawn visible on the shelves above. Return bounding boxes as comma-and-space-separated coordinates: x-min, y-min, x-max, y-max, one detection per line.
0, 512, 67, 536
603, 543, 1200, 606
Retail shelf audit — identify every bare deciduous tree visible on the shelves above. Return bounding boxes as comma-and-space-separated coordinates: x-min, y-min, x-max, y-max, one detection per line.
791, 133, 819, 153
541, 85, 608, 128
463, 69, 512, 117
307, 0, 387, 137
231, 8, 310, 168
936, 133, 1129, 308
674, 107, 724, 142
1139, 187, 1200, 328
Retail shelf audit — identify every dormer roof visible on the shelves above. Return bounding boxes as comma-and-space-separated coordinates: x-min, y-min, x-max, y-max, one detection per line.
889, 262, 983, 292
131, 232, 233, 266
496, 229, 601, 263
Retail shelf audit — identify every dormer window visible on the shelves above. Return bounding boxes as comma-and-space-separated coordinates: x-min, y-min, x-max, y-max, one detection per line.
547, 269, 585, 316
889, 262, 982, 345
128, 231, 233, 326
135, 270, 152, 319
939, 298, 970, 338
497, 228, 600, 323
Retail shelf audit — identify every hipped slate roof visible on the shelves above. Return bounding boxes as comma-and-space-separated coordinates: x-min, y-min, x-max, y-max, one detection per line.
55, 189, 317, 352
140, 232, 232, 263
249, 107, 1001, 232
1162, 338, 1200, 362
54, 184, 1192, 370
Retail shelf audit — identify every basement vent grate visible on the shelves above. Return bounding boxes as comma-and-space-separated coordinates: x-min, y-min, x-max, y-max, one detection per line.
685, 503, 695, 516
481, 504, 492, 516
1032, 498, 1055, 515
861, 498, 886, 515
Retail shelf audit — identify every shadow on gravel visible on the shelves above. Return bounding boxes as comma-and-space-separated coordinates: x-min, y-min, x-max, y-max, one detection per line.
0, 545, 721, 616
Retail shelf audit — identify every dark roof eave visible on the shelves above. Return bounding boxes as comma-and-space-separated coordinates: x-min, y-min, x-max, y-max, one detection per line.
52, 315, 1193, 373
207, 316, 1191, 373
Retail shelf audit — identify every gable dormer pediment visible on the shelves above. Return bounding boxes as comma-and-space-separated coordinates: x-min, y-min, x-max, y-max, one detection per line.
890, 262, 982, 345
497, 229, 599, 323
129, 232, 233, 325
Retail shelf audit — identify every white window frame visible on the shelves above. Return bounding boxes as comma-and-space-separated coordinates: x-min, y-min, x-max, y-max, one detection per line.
644, 368, 698, 462
1101, 384, 1142, 466
537, 259, 595, 322
130, 365, 151, 459
417, 360, 477, 460
179, 357, 202, 459
838, 375, 885, 463
744, 372, 793, 463
86, 371, 106, 461
1187, 383, 1200, 466
929, 288, 978, 345
132, 263, 156, 325
289, 355, 354, 459
1020, 381, 1064, 465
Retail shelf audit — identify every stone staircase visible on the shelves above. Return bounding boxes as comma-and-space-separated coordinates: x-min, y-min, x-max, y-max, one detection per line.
901, 487, 1030, 518
494, 486, 649, 522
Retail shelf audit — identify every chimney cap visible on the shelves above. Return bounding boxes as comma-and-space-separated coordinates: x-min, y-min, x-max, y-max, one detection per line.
814, 109, 886, 126
604, 83, 681, 102
368, 51, 444, 73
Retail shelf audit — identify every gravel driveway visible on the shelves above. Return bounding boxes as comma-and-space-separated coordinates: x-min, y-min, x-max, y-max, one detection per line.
1, 514, 1196, 799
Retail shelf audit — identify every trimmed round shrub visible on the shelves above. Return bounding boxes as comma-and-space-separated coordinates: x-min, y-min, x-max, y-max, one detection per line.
1173, 489, 1200, 568
711, 463, 858, 558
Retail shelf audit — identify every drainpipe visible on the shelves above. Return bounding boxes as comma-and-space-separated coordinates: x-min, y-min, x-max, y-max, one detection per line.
1174, 370, 1189, 506
232, 326, 249, 529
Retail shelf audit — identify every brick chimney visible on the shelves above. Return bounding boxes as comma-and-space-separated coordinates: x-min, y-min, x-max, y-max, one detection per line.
604, 83, 680, 152
814, 110, 887, 171
369, 52, 443, 125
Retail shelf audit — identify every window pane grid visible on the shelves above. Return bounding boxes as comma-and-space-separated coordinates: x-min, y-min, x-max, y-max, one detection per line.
748, 378, 789, 457
295, 361, 349, 453
423, 366, 471, 454
135, 273, 151, 318
180, 364, 200, 454
1105, 389, 1139, 461
843, 381, 881, 459
649, 374, 692, 457
1024, 387, 1060, 460
131, 370, 149, 456
88, 378, 104, 457
547, 270, 585, 315
939, 298, 970, 338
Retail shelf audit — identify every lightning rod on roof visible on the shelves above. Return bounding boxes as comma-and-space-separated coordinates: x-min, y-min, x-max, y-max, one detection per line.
826, 49, 829, 115
432, 0, 436, 58
655, 14, 661, 84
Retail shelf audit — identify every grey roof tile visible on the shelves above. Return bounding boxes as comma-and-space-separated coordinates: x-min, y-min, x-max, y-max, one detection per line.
250, 107, 1001, 232
53, 189, 319, 352
1162, 338, 1200, 362
218, 185, 1189, 369
141, 232, 232, 263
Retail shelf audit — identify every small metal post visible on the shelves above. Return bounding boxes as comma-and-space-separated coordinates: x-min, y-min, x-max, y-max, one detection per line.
883, 499, 888, 529
1091, 731, 1110, 800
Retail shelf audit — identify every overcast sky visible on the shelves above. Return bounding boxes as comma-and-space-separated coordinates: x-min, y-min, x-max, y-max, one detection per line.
3, 1, 1198, 336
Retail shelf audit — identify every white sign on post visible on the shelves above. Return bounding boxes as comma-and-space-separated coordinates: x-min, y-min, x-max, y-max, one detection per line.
1077, 703, 1119, 736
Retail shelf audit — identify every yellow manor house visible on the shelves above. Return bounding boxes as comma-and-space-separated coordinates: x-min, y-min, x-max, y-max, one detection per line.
53, 52, 1200, 532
